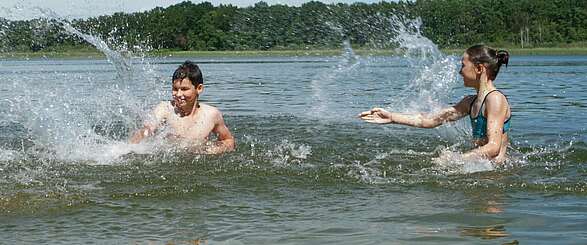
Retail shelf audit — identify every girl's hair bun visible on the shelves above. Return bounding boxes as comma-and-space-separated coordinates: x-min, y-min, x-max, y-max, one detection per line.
496, 50, 509, 68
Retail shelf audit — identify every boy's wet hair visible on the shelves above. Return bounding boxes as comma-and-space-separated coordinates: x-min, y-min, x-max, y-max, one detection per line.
172, 61, 203, 85
466, 44, 509, 80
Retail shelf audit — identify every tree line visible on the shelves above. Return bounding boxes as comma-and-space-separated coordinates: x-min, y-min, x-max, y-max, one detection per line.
0, 0, 586, 52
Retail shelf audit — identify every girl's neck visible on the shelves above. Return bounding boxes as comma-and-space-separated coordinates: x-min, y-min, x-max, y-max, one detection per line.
476, 80, 496, 96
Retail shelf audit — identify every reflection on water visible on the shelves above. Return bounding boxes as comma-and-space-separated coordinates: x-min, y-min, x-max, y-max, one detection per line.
502, 240, 520, 245
140, 239, 208, 245
460, 225, 509, 239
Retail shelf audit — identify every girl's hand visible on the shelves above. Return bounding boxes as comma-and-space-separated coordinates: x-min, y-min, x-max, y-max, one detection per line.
358, 107, 393, 124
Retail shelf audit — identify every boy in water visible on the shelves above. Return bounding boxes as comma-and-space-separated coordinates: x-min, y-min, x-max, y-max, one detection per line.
130, 61, 235, 154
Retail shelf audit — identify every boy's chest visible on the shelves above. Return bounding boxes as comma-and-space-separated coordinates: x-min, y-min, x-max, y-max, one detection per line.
166, 115, 215, 139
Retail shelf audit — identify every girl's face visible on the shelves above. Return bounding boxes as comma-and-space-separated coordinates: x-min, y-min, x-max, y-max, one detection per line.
460, 53, 480, 88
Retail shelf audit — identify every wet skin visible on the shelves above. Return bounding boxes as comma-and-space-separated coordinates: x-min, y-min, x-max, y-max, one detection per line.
130, 78, 235, 154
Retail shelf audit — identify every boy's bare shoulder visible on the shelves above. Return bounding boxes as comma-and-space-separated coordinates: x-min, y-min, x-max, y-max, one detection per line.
153, 101, 173, 114
155, 100, 173, 111
199, 103, 224, 119
154, 100, 173, 109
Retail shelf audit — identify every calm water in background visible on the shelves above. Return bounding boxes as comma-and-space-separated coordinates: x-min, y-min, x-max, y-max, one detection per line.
0, 54, 586, 244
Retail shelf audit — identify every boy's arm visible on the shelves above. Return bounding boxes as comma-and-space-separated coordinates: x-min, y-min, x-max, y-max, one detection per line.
129, 125, 156, 144
129, 102, 168, 144
205, 111, 235, 154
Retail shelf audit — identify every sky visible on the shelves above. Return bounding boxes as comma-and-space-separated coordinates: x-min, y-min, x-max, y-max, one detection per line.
0, 0, 385, 20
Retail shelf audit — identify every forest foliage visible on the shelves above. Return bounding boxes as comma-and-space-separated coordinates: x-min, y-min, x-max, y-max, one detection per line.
1, 0, 586, 52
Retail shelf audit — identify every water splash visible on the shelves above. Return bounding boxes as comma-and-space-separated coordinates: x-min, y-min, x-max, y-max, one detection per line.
383, 17, 460, 114
390, 17, 441, 60
0, 149, 21, 162
373, 16, 469, 149
431, 148, 495, 174
310, 16, 461, 123
308, 38, 361, 120
0, 6, 163, 164
266, 140, 313, 167
33, 8, 132, 81
345, 156, 389, 184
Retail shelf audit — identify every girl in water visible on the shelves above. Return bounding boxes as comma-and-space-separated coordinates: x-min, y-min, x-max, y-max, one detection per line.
359, 44, 511, 163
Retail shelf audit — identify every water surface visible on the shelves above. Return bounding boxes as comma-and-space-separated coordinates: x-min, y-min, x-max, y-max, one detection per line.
0, 54, 586, 244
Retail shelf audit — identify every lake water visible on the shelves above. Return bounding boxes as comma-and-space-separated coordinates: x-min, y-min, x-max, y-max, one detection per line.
0, 53, 586, 244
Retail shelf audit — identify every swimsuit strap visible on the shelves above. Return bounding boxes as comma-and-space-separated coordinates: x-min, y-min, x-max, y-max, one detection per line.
477, 90, 501, 117
469, 90, 510, 118
468, 95, 477, 115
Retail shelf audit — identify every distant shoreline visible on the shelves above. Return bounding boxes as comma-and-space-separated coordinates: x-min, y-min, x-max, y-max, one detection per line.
2, 47, 587, 59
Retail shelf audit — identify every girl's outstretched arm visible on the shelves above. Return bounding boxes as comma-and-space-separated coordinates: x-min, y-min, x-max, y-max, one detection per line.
358, 95, 475, 128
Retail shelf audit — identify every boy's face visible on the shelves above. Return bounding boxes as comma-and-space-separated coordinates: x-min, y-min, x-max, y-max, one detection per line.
172, 78, 203, 109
